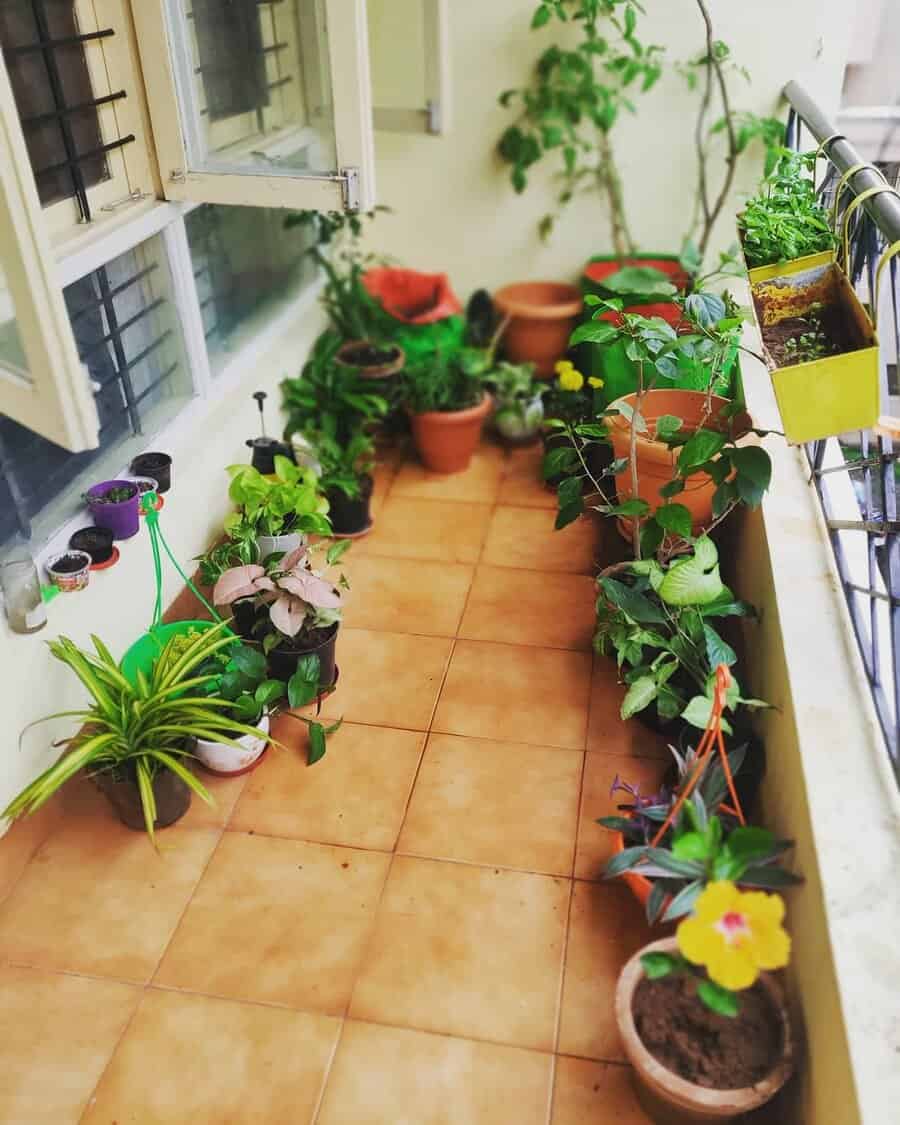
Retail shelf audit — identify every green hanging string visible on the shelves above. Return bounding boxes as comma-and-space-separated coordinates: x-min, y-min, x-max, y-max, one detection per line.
141, 492, 223, 630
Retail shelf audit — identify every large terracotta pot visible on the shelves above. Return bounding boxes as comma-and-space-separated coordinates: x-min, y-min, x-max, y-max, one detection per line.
408, 394, 491, 473
494, 281, 582, 377
607, 390, 750, 538
616, 937, 794, 1124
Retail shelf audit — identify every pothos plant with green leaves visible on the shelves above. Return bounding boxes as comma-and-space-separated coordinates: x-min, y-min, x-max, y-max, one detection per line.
548, 293, 772, 559
594, 536, 769, 731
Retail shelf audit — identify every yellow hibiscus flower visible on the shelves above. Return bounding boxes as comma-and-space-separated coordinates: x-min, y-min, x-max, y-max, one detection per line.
588, 376, 604, 389
677, 881, 791, 992
559, 367, 585, 392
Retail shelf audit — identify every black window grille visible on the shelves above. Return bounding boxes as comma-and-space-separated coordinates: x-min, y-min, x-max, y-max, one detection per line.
0, 242, 182, 546
0, 0, 135, 220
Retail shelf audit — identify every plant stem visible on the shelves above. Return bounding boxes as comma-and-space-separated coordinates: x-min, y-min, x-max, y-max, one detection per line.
630, 363, 644, 559
597, 129, 634, 260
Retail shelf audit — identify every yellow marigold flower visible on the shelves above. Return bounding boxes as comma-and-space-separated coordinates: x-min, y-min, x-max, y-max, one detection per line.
554, 359, 574, 376
559, 367, 585, 392
588, 376, 605, 388
677, 881, 791, 992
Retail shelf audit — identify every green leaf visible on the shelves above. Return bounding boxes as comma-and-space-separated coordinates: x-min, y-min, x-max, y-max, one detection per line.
542, 445, 579, 480
641, 952, 680, 980
681, 695, 734, 733
661, 880, 703, 923
644, 848, 707, 878
640, 519, 664, 558
659, 479, 685, 499
307, 721, 327, 765
326, 539, 352, 566
569, 321, 618, 347
655, 503, 692, 539
555, 502, 584, 530
684, 291, 727, 328
658, 558, 724, 608
725, 826, 776, 865
600, 578, 666, 624
557, 475, 583, 507
604, 845, 651, 877
621, 676, 658, 719
255, 679, 286, 707
703, 623, 737, 669
730, 445, 773, 493
602, 266, 677, 299
608, 498, 650, 518
624, 5, 637, 37
697, 979, 739, 1018
646, 880, 669, 925
672, 832, 709, 862
677, 429, 726, 473
231, 645, 267, 682
288, 655, 321, 709
531, 4, 551, 29
655, 414, 683, 440
740, 865, 803, 889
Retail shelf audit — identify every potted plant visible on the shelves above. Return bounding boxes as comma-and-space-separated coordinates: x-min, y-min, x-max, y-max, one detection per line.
541, 359, 609, 490
309, 425, 377, 538
283, 208, 406, 381
129, 451, 172, 492
85, 480, 140, 540
225, 455, 332, 560
69, 526, 115, 569
45, 550, 92, 593
402, 347, 491, 473
492, 281, 584, 377
1, 626, 267, 840
486, 360, 544, 444
616, 881, 795, 1123
212, 542, 348, 695
362, 266, 465, 369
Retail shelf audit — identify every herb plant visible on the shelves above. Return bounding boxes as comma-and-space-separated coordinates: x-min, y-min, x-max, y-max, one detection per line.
782, 319, 835, 365
86, 484, 138, 505
739, 149, 836, 269
402, 348, 485, 414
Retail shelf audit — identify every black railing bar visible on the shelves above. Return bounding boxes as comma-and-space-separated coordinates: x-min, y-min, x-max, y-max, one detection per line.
193, 42, 287, 76
20, 89, 127, 129
69, 265, 159, 324
785, 81, 900, 245
33, 134, 136, 180
815, 452, 900, 477
198, 75, 293, 118
79, 297, 166, 360
826, 519, 900, 534
96, 266, 141, 437
132, 365, 178, 408
3, 27, 115, 55
120, 331, 173, 376
845, 582, 900, 607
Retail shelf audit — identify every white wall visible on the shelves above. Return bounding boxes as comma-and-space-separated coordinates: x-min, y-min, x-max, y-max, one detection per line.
366, 0, 848, 296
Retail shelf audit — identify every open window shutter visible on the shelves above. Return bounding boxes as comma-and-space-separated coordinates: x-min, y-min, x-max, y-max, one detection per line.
370, 0, 450, 135
132, 0, 376, 211
0, 55, 99, 454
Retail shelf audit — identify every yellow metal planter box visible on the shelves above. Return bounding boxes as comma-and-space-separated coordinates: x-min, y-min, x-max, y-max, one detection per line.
750, 261, 879, 445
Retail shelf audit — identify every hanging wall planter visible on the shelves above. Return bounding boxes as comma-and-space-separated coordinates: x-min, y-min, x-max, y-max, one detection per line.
493, 282, 583, 377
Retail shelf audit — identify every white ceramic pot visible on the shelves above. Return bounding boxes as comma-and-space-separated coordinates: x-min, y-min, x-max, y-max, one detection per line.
257, 532, 305, 561
194, 714, 270, 777
494, 392, 545, 443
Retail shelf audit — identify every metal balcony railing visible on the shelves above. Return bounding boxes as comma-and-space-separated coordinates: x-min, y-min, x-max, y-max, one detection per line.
783, 81, 900, 784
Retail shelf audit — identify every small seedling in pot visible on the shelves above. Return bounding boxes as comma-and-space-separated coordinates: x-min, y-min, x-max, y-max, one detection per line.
85, 484, 138, 505
782, 323, 833, 365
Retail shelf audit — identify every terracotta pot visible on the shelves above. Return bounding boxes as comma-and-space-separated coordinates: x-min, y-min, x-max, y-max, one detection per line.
494, 281, 583, 377
616, 937, 794, 1124
408, 393, 492, 473
336, 339, 405, 380
607, 390, 750, 539
610, 831, 655, 908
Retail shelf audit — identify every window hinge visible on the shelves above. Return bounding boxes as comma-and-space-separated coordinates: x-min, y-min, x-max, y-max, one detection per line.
170, 169, 186, 184
100, 189, 150, 213
339, 166, 360, 211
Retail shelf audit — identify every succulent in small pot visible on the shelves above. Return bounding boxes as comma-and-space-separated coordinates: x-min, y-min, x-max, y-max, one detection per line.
85, 480, 141, 540
129, 451, 172, 492
46, 550, 92, 593
69, 526, 114, 567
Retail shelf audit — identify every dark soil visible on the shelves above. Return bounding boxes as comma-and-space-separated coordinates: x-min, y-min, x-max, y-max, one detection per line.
91, 484, 137, 505
342, 343, 400, 367
762, 304, 859, 368
633, 973, 781, 1090
51, 553, 89, 574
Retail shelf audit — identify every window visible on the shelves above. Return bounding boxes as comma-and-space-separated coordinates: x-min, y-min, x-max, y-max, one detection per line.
369, 0, 450, 135
0, 233, 191, 547
186, 203, 315, 376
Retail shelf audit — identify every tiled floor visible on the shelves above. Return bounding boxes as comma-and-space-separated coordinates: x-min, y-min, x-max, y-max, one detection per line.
0, 438, 669, 1124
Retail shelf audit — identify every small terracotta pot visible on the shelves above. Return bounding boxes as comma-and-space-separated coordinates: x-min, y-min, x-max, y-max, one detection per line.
616, 937, 794, 1124
607, 390, 751, 539
494, 281, 583, 377
336, 339, 405, 380
408, 393, 492, 473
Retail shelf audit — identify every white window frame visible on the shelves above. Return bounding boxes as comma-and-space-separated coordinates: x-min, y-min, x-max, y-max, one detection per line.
372, 0, 450, 135
0, 56, 99, 453
130, 0, 377, 211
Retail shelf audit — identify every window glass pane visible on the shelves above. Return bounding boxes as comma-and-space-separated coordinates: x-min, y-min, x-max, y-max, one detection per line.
186, 203, 315, 375
0, 234, 192, 548
169, 0, 337, 176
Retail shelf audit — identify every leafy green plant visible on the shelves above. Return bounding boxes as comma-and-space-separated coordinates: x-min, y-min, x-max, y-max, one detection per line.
782, 318, 835, 365
309, 423, 377, 502
739, 149, 836, 269
85, 484, 138, 505
195, 520, 260, 587
402, 347, 485, 414
225, 455, 332, 542
2, 625, 271, 841
486, 360, 545, 436
594, 537, 769, 730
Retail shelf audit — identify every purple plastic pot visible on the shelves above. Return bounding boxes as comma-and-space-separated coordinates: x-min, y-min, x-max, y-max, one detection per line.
86, 479, 141, 540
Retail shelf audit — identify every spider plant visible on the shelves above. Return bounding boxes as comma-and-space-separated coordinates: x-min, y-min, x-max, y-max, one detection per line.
3, 623, 273, 842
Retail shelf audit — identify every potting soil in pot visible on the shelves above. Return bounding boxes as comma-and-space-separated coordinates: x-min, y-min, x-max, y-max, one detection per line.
340, 343, 401, 367
633, 974, 781, 1089
761, 306, 859, 368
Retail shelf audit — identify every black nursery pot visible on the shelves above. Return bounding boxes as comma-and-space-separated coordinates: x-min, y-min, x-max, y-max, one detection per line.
267, 622, 339, 692
69, 526, 114, 565
95, 769, 191, 831
246, 437, 294, 476
130, 452, 172, 493
327, 476, 373, 537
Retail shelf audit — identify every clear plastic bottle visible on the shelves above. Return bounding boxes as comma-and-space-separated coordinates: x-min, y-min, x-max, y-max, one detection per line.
1, 540, 47, 634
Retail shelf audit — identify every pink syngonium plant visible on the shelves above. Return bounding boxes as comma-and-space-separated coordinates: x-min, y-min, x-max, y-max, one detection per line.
213, 546, 341, 637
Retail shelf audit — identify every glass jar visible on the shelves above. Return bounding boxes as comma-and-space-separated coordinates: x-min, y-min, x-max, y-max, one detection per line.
1, 547, 47, 634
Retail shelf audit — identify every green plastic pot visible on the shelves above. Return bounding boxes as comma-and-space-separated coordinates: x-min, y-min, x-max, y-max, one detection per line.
120, 620, 235, 687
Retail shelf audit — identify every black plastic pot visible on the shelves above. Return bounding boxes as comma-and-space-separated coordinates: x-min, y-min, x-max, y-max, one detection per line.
267, 622, 339, 691
69, 526, 114, 565
327, 476, 373, 537
95, 768, 191, 831
130, 452, 172, 493
246, 437, 294, 476
231, 597, 259, 640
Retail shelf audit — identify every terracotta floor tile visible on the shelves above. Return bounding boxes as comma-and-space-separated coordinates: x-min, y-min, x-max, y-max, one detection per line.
0, 964, 139, 1125
391, 444, 505, 503
459, 565, 596, 650
317, 1021, 553, 1125
340, 555, 474, 636
155, 833, 390, 1012
0, 799, 61, 905
355, 495, 492, 563
482, 505, 599, 575
232, 721, 425, 850
0, 818, 219, 982
497, 443, 557, 509
575, 753, 668, 882
558, 881, 654, 1061
551, 1056, 651, 1124
587, 658, 672, 761
350, 856, 569, 1050
316, 629, 454, 730
398, 734, 582, 875
433, 640, 592, 750
82, 989, 340, 1124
